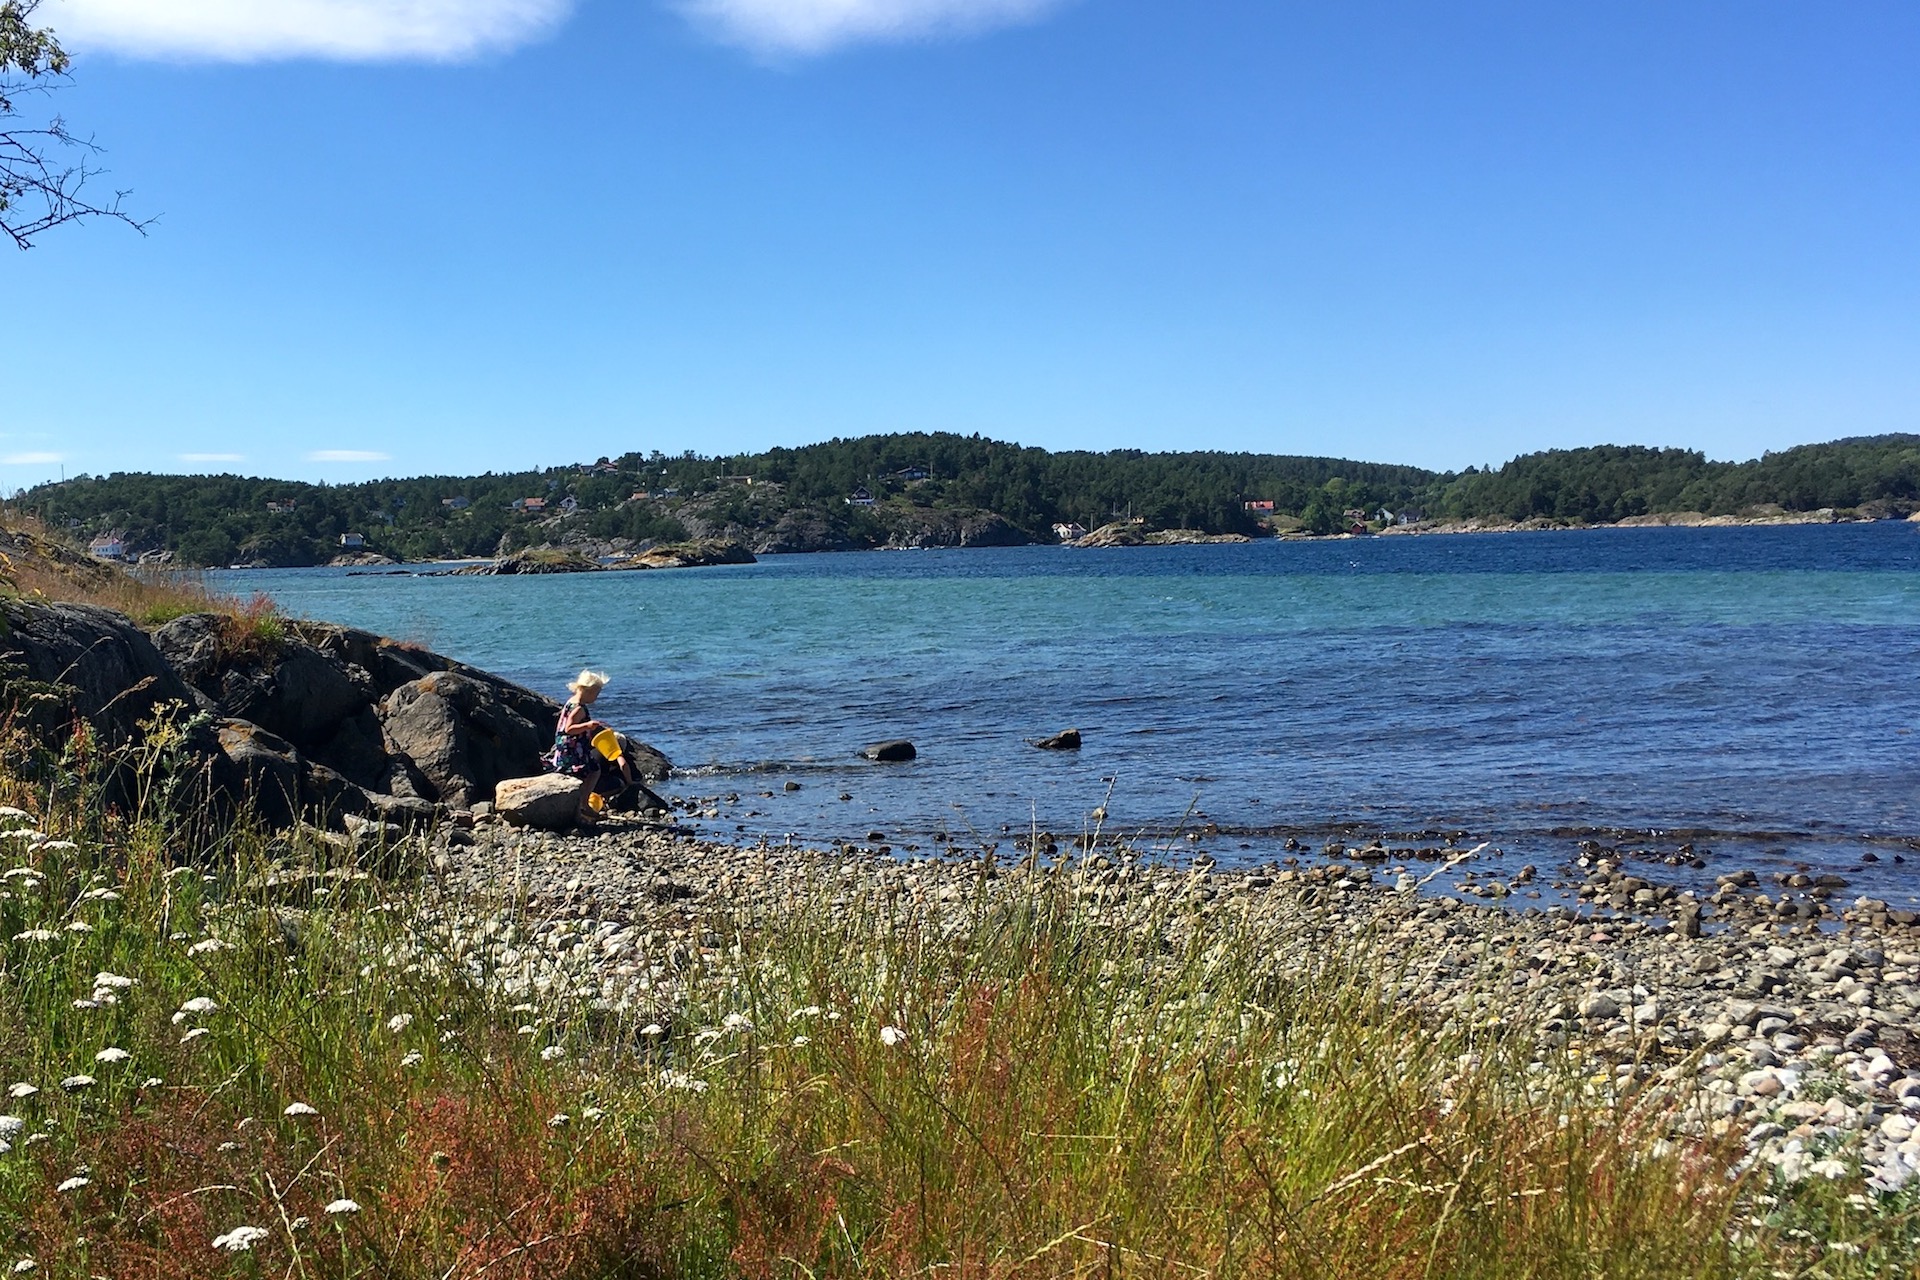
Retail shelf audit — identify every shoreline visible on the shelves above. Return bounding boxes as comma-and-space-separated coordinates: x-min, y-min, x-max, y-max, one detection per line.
223, 511, 1919, 572
434, 813, 1920, 1191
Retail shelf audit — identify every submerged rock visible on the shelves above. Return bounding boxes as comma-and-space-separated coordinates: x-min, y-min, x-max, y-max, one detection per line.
860, 740, 917, 763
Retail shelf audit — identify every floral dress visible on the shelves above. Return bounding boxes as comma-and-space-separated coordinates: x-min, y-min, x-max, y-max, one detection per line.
548, 698, 597, 777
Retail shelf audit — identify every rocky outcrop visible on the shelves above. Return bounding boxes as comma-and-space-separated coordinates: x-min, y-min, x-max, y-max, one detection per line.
5, 602, 671, 834
608, 540, 755, 570
1, 600, 199, 741
447, 549, 601, 575
861, 740, 917, 763
1069, 525, 1254, 548
1031, 728, 1082, 751
881, 512, 1029, 550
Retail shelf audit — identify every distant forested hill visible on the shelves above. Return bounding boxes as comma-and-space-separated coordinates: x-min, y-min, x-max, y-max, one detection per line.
11, 432, 1917, 566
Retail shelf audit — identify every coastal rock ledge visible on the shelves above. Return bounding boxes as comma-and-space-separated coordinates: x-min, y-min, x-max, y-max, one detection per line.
0, 600, 670, 833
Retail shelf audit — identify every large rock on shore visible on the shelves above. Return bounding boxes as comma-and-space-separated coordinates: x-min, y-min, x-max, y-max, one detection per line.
380, 671, 550, 809
495, 774, 584, 830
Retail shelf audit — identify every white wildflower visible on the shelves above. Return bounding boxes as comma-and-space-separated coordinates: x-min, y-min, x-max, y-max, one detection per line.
0, 806, 32, 818
516, 1025, 537, 1036
58, 1076, 95, 1092
581, 1106, 605, 1122
93, 1048, 129, 1064
547, 1113, 569, 1128
641, 1023, 665, 1038
289, 1216, 309, 1231
166, 865, 198, 878
140, 1078, 162, 1088
12, 1259, 36, 1273
71, 1000, 99, 1011
0, 1117, 23, 1141
12, 930, 55, 943
171, 996, 218, 1026
6, 1084, 36, 1100
539, 1046, 566, 1062
63, 921, 91, 934
791, 1005, 822, 1019
659, 1070, 709, 1094
282, 1102, 319, 1119
87, 991, 118, 1006
217, 1141, 242, 1153
399, 1052, 423, 1068
180, 1028, 211, 1044
323, 1198, 361, 1216
790, 1035, 811, 1047
385, 1013, 413, 1034
79, 889, 120, 902
187, 937, 227, 955
211, 1225, 269, 1253
879, 1025, 907, 1047
36, 841, 76, 852
722, 1012, 754, 1033
55, 1176, 88, 1193
93, 973, 135, 990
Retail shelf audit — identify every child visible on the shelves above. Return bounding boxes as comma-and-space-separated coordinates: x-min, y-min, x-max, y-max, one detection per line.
551, 669, 636, 821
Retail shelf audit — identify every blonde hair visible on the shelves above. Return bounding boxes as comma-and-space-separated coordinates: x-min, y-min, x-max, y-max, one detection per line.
568, 669, 610, 694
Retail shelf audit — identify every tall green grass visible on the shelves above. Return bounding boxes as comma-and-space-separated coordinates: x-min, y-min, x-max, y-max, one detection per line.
0, 727, 1910, 1277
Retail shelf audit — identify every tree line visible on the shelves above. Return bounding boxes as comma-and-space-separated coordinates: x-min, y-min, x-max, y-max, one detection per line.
11, 432, 1917, 566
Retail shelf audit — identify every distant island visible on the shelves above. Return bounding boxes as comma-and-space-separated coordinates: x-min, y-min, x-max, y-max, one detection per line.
11, 431, 1919, 568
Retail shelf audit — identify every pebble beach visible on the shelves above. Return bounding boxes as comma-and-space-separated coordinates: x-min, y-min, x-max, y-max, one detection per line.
419, 806, 1920, 1199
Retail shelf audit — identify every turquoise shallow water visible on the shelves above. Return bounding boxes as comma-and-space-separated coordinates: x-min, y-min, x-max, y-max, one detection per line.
221, 523, 1920, 901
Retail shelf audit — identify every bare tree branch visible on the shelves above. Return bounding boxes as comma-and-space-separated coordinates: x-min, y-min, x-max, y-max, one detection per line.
1, 0, 150, 250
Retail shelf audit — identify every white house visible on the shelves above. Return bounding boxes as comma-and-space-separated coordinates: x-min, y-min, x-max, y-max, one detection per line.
846, 486, 876, 507
340, 533, 366, 549
88, 533, 126, 560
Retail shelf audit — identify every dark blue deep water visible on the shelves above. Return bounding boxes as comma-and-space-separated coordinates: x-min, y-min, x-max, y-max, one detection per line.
222, 523, 1920, 901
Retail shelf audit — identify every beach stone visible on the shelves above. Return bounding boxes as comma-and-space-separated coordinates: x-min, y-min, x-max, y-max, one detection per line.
1032, 728, 1083, 751
860, 740, 917, 763
495, 775, 584, 831
1580, 993, 1621, 1020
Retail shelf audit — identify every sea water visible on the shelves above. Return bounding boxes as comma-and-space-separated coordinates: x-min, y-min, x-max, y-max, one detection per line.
220, 523, 1920, 901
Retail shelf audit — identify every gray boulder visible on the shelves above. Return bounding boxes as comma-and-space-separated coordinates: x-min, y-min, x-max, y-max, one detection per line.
379, 671, 549, 809
861, 739, 917, 763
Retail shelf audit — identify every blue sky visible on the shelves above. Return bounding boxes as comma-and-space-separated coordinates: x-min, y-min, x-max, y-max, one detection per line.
4, 0, 1915, 485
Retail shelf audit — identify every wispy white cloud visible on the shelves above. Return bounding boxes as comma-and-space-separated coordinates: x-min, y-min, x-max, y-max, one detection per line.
308, 450, 392, 463
0, 452, 64, 466
677, 0, 1072, 55
180, 452, 246, 463
48, 0, 575, 62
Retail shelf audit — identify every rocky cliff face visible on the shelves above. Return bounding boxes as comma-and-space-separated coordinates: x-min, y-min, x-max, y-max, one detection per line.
0, 602, 668, 832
